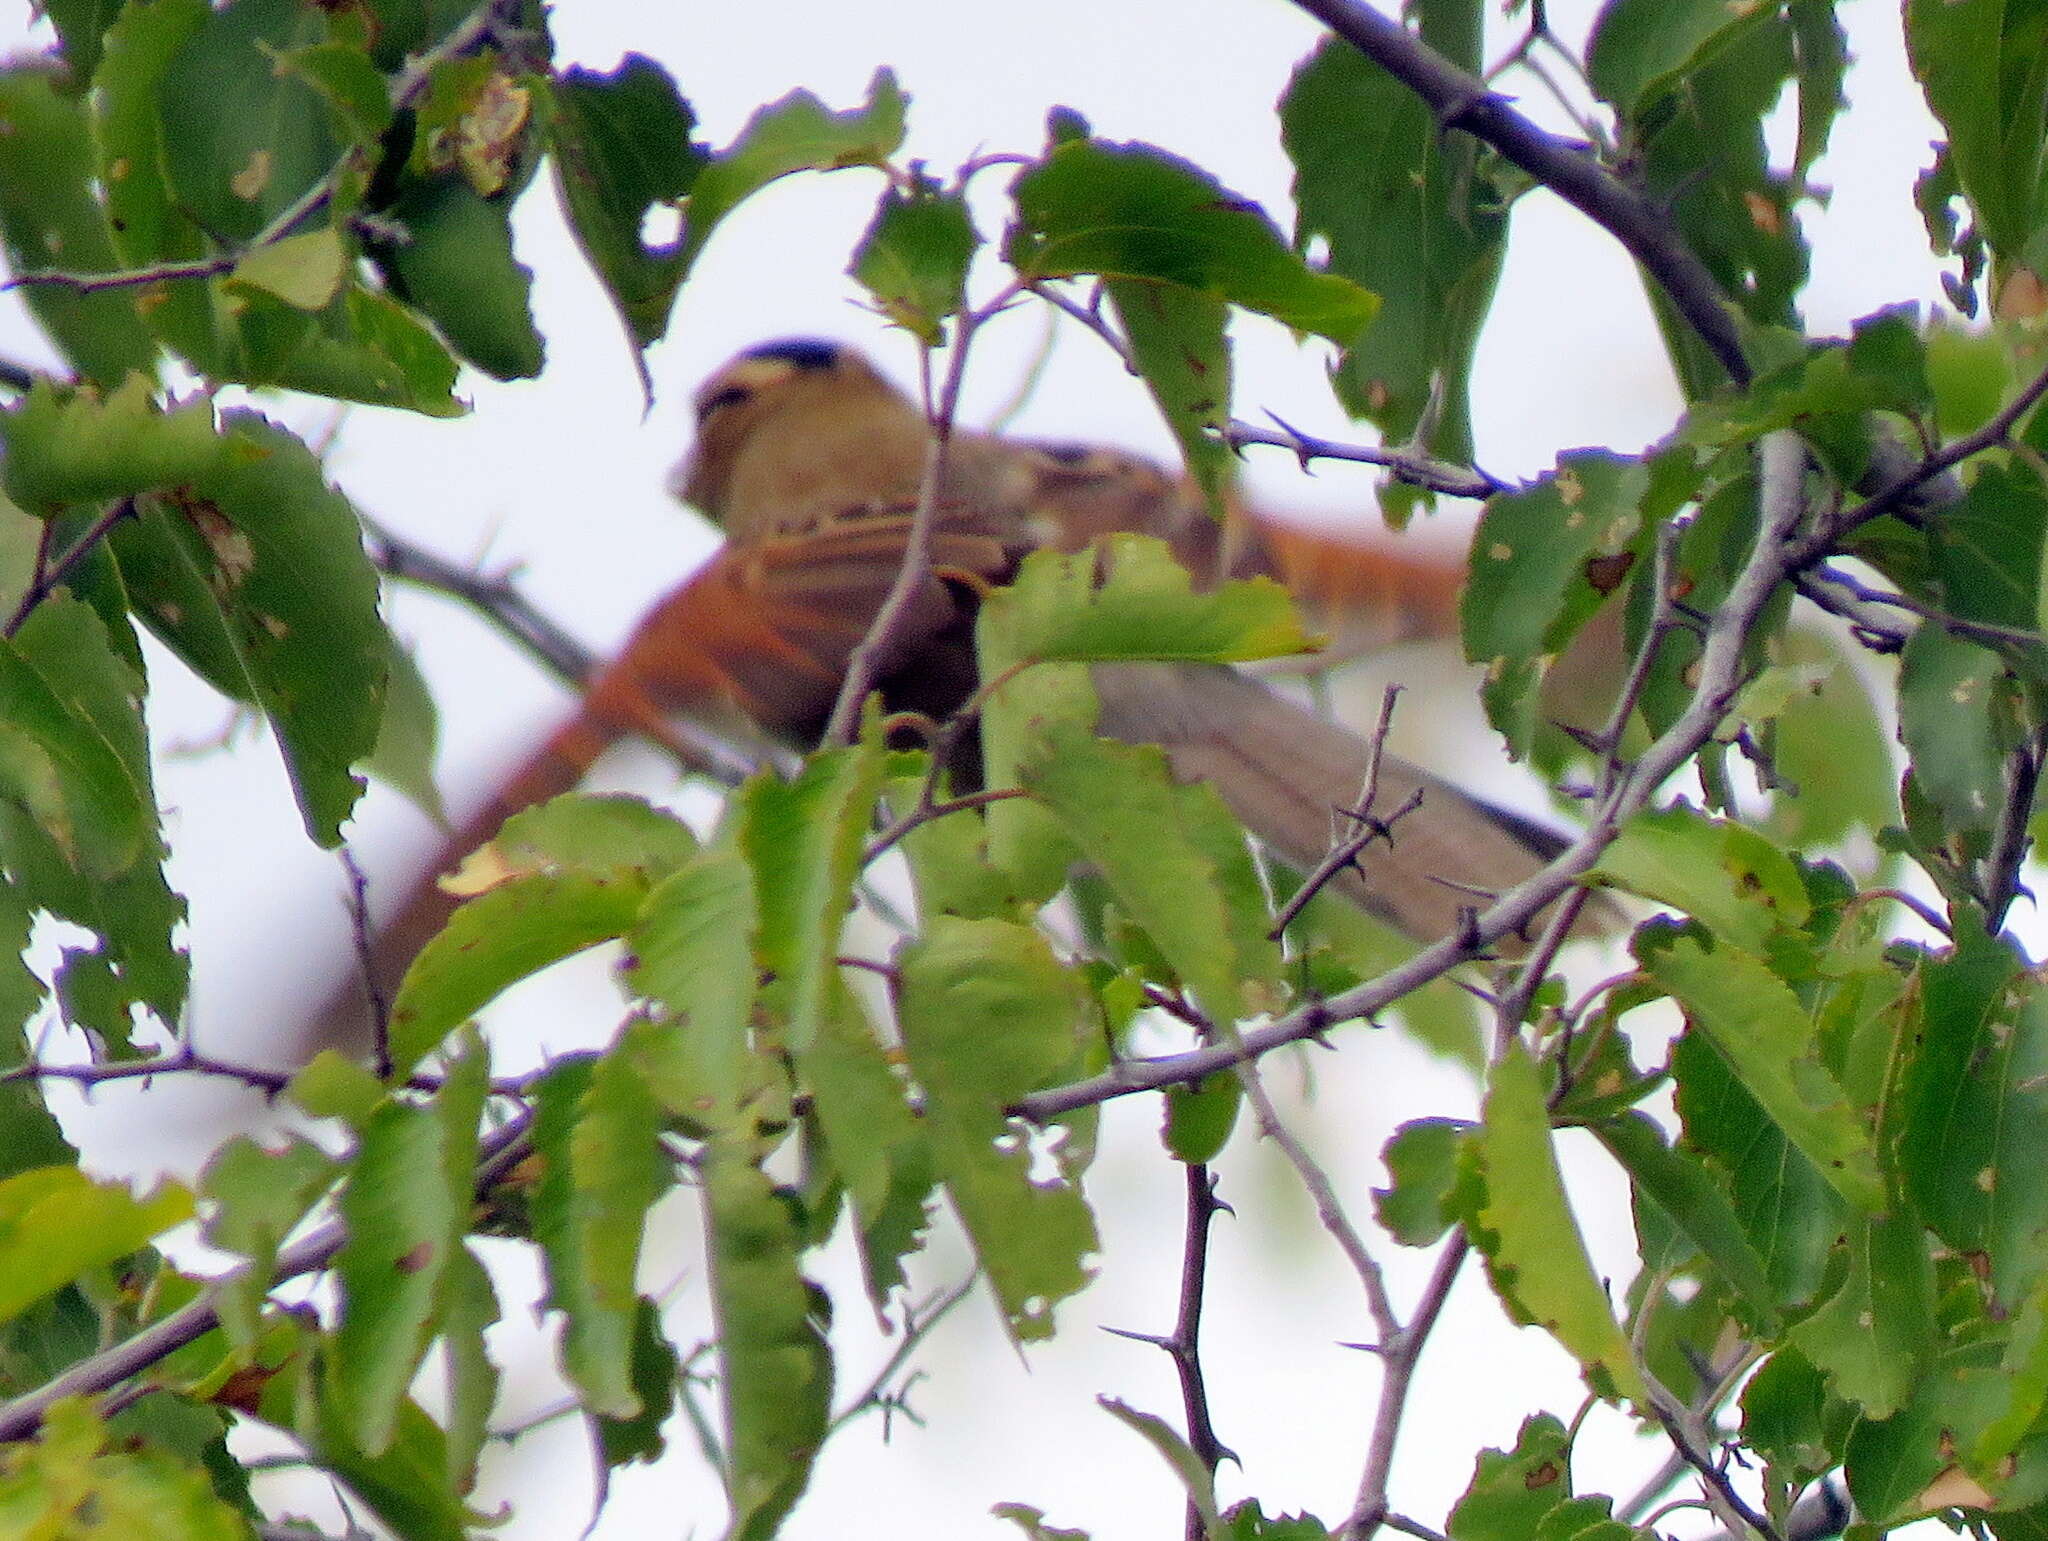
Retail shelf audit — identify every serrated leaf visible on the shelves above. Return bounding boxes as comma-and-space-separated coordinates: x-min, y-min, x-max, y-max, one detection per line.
199, 1135, 338, 1350
1786, 1209, 1936, 1419
595, 1296, 678, 1469
0, 65, 159, 385
1448, 1413, 1638, 1541
0, 1168, 192, 1324
1901, 933, 2048, 1309
1465, 452, 1647, 757
376, 175, 543, 380
740, 745, 885, 1054
1283, 29, 1508, 486
0, 1397, 249, 1541
853, 176, 978, 345
1103, 274, 1235, 496
531, 1040, 671, 1419
1907, 0, 2048, 266
1644, 931, 1885, 1213
897, 916, 1098, 1341
676, 69, 905, 281
1021, 725, 1275, 1022
362, 635, 445, 826
546, 54, 705, 389
701, 1147, 831, 1541
1898, 626, 2017, 842
1596, 1110, 1778, 1330
1593, 804, 1809, 957
798, 981, 933, 1308
1007, 137, 1378, 344
1374, 1117, 1471, 1248
1458, 1045, 1647, 1405
438, 1242, 500, 1492
91, 0, 221, 372
624, 844, 760, 1125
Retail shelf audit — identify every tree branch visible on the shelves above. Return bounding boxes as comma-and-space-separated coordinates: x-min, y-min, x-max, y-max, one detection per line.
1014, 429, 1811, 1121
1218, 417, 1504, 500
1283, 0, 1751, 388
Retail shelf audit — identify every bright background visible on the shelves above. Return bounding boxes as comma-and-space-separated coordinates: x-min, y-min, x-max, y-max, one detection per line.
0, 2, 1955, 1538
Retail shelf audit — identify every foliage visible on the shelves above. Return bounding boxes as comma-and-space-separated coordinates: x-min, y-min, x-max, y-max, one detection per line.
0, 1, 2047, 1539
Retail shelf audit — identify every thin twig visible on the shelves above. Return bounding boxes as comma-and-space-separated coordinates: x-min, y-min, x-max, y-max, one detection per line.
828, 1276, 978, 1435
0, 1110, 535, 1441
1217, 418, 1505, 500
339, 850, 392, 1080
3, 498, 136, 639
1270, 686, 1416, 938
863, 787, 1030, 864
1344, 1234, 1470, 1539
822, 291, 1017, 747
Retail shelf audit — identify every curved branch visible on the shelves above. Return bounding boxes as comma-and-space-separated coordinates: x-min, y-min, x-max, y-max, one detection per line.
1283, 0, 1751, 388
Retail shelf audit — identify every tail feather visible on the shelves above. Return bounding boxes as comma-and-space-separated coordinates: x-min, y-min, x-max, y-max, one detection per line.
1091, 662, 1581, 941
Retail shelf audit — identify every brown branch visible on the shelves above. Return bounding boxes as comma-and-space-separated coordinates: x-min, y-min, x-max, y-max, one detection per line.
1283, 0, 1750, 388
1219, 417, 1505, 500
1106, 1165, 1235, 1541
1270, 686, 1418, 937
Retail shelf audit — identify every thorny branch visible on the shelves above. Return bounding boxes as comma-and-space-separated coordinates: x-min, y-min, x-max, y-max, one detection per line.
1270, 685, 1419, 938
1106, 1165, 1235, 1541
1218, 418, 1505, 501
3, 498, 137, 639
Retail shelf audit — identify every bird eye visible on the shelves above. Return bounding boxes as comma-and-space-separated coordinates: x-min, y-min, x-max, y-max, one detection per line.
695, 384, 752, 423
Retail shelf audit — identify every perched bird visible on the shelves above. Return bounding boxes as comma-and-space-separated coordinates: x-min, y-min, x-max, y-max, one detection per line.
312, 338, 1580, 1048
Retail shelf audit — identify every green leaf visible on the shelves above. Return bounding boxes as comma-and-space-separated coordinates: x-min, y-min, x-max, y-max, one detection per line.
157, 0, 341, 244
1927, 319, 2015, 435
677, 69, 906, 281
1374, 1117, 1471, 1247
1007, 137, 1378, 344
1901, 933, 2048, 1309
375, 176, 543, 380
0, 1168, 192, 1324
267, 1365, 473, 1541
1595, 1111, 1779, 1331
0, 1397, 250, 1541
199, 1135, 338, 1351
986, 535, 1319, 667
252, 284, 464, 416
897, 916, 1098, 1341
41, 0, 120, 83
1466, 453, 1649, 754
389, 793, 695, 1074
276, 38, 394, 147
1283, 27, 1509, 489
1103, 275, 1234, 497
1021, 725, 1277, 1022
362, 635, 445, 826
1593, 804, 1809, 957
91, 0, 221, 371
594, 1297, 678, 1469
1740, 1348, 1839, 1486
739, 745, 886, 1054
1588, 0, 1779, 115
1907, 0, 2048, 268
1898, 626, 2018, 844
331, 1102, 464, 1452
1644, 930, 1884, 1213
532, 1042, 671, 1419
438, 1242, 500, 1492
226, 227, 349, 311
798, 982, 933, 1308
1448, 1413, 1639, 1541
1099, 1398, 1220, 1535
1786, 1209, 1936, 1419
702, 1146, 833, 1541
852, 176, 979, 346
546, 54, 705, 386
1163, 1075, 1241, 1165
0, 65, 159, 385
624, 844, 760, 1126
1457, 1045, 1647, 1406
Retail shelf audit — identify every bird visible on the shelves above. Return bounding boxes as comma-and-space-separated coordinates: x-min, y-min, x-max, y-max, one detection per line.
308, 337, 1584, 1051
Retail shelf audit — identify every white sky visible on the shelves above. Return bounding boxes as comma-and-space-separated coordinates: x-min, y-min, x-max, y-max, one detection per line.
0, 2, 1957, 1539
